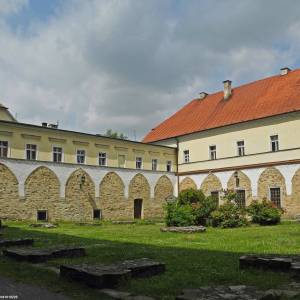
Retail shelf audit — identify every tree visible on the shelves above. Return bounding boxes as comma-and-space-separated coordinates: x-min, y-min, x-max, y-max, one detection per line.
105, 129, 128, 140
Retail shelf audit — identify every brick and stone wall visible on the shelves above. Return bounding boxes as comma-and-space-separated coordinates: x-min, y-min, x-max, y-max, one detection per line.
179, 164, 300, 218
179, 177, 197, 191
0, 158, 176, 222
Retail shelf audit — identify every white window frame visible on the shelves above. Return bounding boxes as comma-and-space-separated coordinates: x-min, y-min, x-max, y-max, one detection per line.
25, 144, 38, 161
152, 159, 158, 171
166, 160, 172, 172
118, 154, 126, 168
52, 145, 63, 163
0, 140, 9, 158
135, 156, 143, 170
270, 135, 279, 152
183, 150, 190, 163
99, 152, 107, 166
209, 145, 217, 160
237, 140, 245, 157
76, 149, 86, 164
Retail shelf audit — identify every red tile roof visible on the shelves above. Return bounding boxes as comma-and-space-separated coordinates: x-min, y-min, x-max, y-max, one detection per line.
143, 69, 300, 143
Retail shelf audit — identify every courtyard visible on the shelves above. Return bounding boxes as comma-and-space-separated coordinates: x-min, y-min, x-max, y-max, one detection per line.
0, 221, 299, 299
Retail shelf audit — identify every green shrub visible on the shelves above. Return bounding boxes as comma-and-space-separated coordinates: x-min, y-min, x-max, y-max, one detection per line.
177, 189, 206, 205
165, 202, 195, 227
211, 201, 248, 228
192, 195, 218, 226
247, 200, 282, 225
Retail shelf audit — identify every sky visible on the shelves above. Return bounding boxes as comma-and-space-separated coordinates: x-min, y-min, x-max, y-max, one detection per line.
1, 0, 300, 140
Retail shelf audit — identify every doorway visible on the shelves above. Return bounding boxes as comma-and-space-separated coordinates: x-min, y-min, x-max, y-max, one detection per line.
134, 199, 143, 219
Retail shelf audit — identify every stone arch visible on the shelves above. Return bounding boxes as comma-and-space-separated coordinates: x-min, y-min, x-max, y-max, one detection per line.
179, 177, 197, 192
65, 168, 96, 222
289, 168, 300, 217
24, 166, 60, 221
227, 170, 252, 206
0, 163, 20, 219
257, 167, 287, 207
99, 172, 126, 220
128, 173, 150, 219
151, 175, 174, 218
200, 173, 222, 196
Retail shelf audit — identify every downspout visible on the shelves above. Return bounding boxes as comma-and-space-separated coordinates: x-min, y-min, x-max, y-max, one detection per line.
175, 137, 180, 196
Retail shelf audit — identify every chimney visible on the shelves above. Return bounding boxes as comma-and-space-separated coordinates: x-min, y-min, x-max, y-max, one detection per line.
280, 67, 291, 76
199, 92, 208, 100
223, 80, 232, 100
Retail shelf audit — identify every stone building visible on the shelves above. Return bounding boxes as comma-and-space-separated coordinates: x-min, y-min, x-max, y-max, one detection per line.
1, 67, 300, 221
0, 106, 176, 222
143, 67, 300, 218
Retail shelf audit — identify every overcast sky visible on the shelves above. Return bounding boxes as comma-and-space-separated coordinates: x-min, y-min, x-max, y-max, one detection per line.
1, 0, 300, 140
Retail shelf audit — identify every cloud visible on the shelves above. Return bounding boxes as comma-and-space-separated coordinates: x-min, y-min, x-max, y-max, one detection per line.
0, 0, 300, 140
0, 0, 28, 15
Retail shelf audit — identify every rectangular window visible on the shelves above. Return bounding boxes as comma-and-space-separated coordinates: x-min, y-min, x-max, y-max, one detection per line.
76, 149, 85, 164
99, 152, 107, 166
37, 210, 47, 221
93, 209, 101, 220
53, 147, 63, 163
166, 161, 172, 172
0, 141, 8, 157
118, 155, 126, 168
152, 159, 158, 171
136, 157, 143, 169
26, 144, 37, 160
183, 150, 190, 163
270, 135, 279, 152
209, 145, 217, 160
211, 191, 219, 203
237, 140, 245, 156
236, 190, 246, 208
270, 187, 281, 208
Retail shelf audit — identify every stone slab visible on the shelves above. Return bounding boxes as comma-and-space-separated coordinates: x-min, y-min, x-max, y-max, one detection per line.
0, 238, 34, 247
115, 258, 165, 278
60, 258, 165, 289
29, 223, 58, 228
60, 264, 132, 289
112, 221, 136, 225
240, 255, 292, 271
3, 246, 86, 263
160, 226, 206, 233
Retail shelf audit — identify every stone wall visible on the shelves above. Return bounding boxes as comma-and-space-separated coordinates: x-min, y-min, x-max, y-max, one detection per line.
24, 166, 60, 221
99, 172, 128, 220
227, 171, 252, 206
200, 174, 222, 196
0, 164, 20, 220
290, 168, 300, 218
179, 177, 197, 191
257, 167, 287, 205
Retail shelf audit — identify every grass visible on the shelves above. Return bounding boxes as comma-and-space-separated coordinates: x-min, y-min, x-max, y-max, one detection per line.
0, 220, 300, 299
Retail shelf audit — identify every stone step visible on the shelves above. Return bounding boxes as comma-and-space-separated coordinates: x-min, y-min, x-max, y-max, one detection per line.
239, 255, 292, 271
0, 238, 34, 247
60, 258, 165, 289
3, 246, 86, 263
160, 226, 206, 233
60, 264, 132, 289
116, 258, 166, 278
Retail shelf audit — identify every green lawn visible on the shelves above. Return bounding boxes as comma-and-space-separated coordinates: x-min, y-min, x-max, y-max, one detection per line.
0, 221, 299, 299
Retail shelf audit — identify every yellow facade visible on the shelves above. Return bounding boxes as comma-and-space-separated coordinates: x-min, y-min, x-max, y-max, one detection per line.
0, 119, 176, 172
154, 111, 300, 173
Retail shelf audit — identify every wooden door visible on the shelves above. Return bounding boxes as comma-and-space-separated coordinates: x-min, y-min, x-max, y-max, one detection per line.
134, 199, 143, 219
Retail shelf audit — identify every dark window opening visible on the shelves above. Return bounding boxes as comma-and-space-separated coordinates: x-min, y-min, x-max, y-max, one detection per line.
93, 209, 101, 220
211, 191, 219, 202
37, 210, 47, 221
236, 190, 246, 208
270, 187, 281, 208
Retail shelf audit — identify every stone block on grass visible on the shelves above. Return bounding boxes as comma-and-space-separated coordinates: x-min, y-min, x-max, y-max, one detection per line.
0, 238, 34, 248
160, 226, 206, 233
3, 246, 85, 263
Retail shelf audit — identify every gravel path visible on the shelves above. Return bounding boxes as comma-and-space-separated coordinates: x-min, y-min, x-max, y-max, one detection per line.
0, 276, 70, 300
